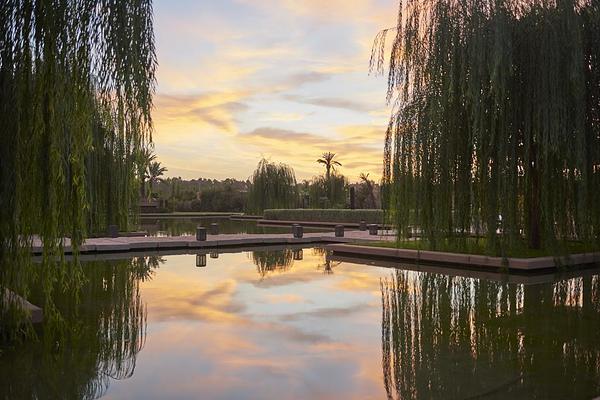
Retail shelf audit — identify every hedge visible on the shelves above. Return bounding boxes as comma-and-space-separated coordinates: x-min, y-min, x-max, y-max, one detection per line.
263, 209, 384, 224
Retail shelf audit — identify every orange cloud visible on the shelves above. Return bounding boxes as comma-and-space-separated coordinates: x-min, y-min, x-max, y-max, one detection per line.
154, 91, 249, 135
238, 126, 384, 181
242, 0, 390, 24
152, 0, 396, 180
284, 94, 374, 112
263, 293, 307, 304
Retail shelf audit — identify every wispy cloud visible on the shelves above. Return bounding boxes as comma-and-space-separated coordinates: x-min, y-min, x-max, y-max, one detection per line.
154, 92, 249, 134
239, 126, 384, 180
152, 0, 396, 181
284, 94, 373, 112
282, 71, 331, 87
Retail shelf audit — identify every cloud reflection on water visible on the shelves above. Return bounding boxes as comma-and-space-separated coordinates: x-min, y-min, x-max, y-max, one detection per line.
105, 250, 387, 399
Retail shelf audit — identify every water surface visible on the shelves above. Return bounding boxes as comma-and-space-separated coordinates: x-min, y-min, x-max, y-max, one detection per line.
139, 217, 325, 236
1, 249, 599, 399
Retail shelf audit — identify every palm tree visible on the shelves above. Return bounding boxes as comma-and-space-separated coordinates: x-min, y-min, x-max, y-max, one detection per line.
360, 173, 377, 209
147, 161, 167, 199
138, 147, 156, 199
317, 152, 342, 180
317, 258, 341, 275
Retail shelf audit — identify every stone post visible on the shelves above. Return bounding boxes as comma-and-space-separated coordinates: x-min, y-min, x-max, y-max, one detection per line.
108, 224, 119, 238
293, 225, 304, 238
293, 249, 303, 260
368, 224, 378, 235
196, 254, 207, 267
196, 227, 207, 241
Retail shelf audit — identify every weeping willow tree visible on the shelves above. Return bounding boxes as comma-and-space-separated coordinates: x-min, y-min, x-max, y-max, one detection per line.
309, 173, 348, 208
380, 270, 600, 399
0, 1, 156, 339
372, 0, 600, 255
247, 159, 298, 213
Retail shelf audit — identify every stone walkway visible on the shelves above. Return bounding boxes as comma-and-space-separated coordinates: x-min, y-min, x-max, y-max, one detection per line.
30, 230, 600, 272
326, 243, 600, 271
327, 253, 600, 285
30, 230, 395, 255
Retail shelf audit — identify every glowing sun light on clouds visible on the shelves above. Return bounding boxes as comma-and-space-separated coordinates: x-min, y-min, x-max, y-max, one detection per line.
153, 0, 397, 182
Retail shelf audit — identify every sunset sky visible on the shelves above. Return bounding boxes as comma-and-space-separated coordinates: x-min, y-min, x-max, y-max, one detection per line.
152, 0, 397, 182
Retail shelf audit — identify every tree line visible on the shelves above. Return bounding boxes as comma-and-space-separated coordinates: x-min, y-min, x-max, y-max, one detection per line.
139, 153, 381, 213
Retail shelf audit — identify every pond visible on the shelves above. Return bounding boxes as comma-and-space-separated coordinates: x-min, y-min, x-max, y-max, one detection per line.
1, 248, 599, 399
139, 217, 327, 236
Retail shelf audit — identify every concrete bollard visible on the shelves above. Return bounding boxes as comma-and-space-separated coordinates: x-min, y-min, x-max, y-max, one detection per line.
359, 220, 367, 231
210, 223, 219, 235
196, 254, 207, 267
335, 225, 345, 237
108, 224, 119, 238
368, 224, 378, 235
293, 249, 303, 260
293, 225, 304, 238
196, 227, 207, 241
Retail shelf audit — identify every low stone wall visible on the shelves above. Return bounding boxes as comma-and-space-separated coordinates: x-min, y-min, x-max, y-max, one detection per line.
327, 243, 600, 271
263, 209, 384, 224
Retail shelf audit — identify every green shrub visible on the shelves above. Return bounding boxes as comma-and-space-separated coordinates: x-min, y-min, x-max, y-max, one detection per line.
263, 209, 384, 223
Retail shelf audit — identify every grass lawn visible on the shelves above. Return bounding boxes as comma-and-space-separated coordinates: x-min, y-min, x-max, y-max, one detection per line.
360, 237, 598, 258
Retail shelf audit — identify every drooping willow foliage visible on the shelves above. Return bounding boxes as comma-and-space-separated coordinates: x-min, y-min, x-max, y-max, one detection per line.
380, 271, 600, 399
247, 159, 299, 213
0, 256, 154, 399
308, 173, 348, 208
0, 1, 156, 338
251, 249, 295, 278
372, 0, 600, 254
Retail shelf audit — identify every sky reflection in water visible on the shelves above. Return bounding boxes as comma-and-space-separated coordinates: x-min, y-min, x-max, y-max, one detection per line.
139, 217, 327, 237
105, 249, 386, 400
1, 248, 599, 399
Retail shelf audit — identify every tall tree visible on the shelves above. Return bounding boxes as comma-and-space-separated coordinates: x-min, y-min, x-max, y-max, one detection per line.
147, 161, 167, 199
247, 159, 298, 213
359, 173, 377, 209
137, 147, 157, 199
309, 173, 347, 209
0, 0, 156, 338
317, 152, 342, 181
373, 0, 600, 255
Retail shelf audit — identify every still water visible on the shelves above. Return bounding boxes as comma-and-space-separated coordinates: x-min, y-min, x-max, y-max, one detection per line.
1, 248, 599, 399
139, 217, 325, 236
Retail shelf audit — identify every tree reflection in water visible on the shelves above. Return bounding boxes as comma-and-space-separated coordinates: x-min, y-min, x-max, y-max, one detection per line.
0, 256, 161, 399
251, 249, 294, 278
251, 247, 339, 277
312, 248, 340, 274
317, 258, 341, 275
381, 271, 600, 399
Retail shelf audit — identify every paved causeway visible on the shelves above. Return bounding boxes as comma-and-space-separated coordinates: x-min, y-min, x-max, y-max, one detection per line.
30, 230, 394, 255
